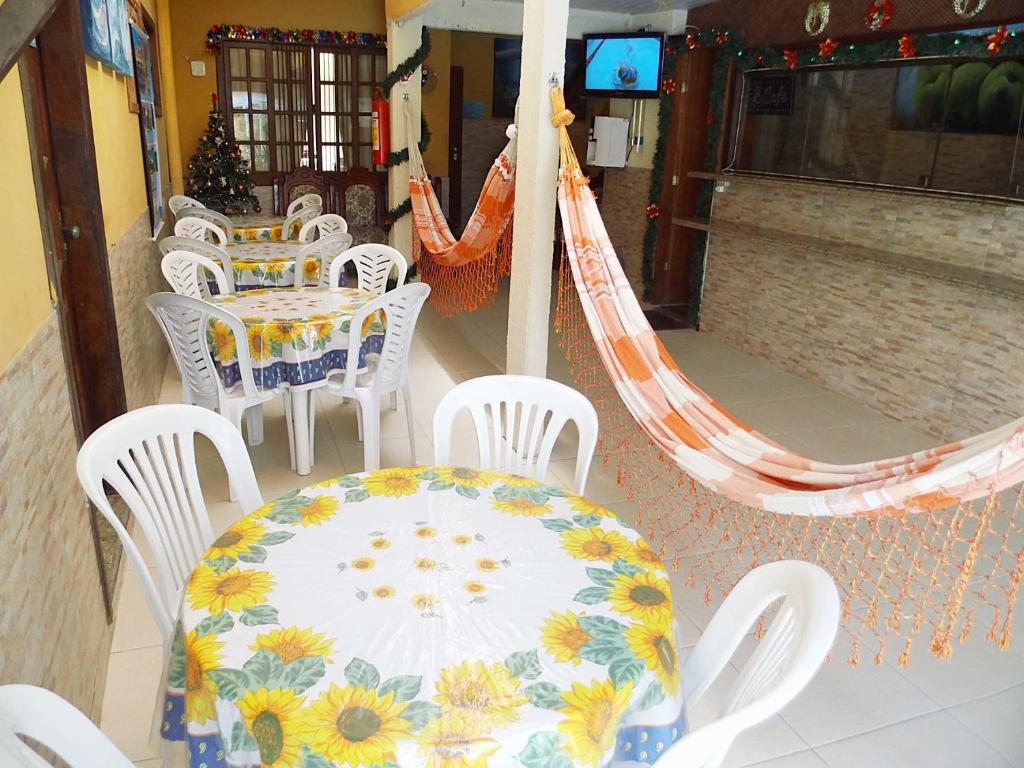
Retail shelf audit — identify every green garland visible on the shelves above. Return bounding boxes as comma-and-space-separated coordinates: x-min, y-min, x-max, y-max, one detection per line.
383, 28, 432, 231
641, 23, 1022, 310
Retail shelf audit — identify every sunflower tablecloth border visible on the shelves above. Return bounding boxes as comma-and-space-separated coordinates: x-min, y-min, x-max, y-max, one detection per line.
162, 467, 686, 768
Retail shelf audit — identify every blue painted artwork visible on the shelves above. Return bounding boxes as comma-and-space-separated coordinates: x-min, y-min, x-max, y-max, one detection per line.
79, 0, 112, 65
107, 0, 132, 75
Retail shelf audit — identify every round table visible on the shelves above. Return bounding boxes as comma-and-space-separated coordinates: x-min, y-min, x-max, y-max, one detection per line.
161, 468, 686, 768
206, 287, 385, 474
225, 242, 315, 291
229, 214, 301, 244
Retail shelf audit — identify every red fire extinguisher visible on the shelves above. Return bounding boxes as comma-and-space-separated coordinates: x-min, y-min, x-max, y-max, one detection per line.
371, 89, 390, 166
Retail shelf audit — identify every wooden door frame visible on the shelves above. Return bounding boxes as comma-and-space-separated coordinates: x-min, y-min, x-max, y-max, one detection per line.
448, 64, 464, 232
29, 0, 127, 437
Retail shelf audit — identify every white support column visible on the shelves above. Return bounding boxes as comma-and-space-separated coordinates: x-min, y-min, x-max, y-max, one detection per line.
505, 0, 569, 377
386, 18, 423, 263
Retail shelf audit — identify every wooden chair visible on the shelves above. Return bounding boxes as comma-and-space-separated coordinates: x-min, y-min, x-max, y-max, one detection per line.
273, 168, 332, 216
333, 167, 388, 245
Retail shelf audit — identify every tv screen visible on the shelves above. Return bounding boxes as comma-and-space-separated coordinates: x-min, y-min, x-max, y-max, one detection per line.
583, 33, 665, 99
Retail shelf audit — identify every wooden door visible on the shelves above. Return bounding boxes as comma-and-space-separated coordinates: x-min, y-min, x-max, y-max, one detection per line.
653, 47, 716, 309
448, 65, 464, 232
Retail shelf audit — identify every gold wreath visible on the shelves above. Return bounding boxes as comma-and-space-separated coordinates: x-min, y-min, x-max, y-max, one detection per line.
953, 0, 988, 18
804, 1, 831, 37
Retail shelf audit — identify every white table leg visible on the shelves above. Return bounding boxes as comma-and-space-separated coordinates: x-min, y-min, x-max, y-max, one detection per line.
291, 389, 311, 475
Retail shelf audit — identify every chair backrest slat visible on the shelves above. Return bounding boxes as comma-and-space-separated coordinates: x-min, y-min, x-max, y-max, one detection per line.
76, 405, 263, 641
329, 243, 408, 298
433, 375, 599, 493
161, 251, 231, 299
299, 213, 348, 242
294, 232, 354, 288
169, 194, 204, 217
174, 215, 228, 247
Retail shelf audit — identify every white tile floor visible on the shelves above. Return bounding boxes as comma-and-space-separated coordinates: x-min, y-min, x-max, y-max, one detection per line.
102, 285, 1023, 767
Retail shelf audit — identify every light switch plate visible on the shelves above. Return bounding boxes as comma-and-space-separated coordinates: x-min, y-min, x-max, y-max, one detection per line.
190, 60, 206, 77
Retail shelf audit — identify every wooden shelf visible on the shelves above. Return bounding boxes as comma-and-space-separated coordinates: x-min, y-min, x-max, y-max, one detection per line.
672, 217, 713, 232
686, 171, 727, 181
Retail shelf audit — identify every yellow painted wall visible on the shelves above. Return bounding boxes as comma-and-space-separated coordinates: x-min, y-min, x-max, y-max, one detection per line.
168, 0, 387, 181
0, 64, 52, 370
421, 28, 450, 176
450, 30, 515, 120
385, 0, 430, 19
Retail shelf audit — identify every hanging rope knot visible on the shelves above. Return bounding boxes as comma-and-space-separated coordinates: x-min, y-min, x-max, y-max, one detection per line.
551, 108, 575, 128
506, 124, 518, 140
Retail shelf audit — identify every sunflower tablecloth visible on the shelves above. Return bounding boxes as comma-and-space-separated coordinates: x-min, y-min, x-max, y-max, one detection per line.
206, 288, 384, 392
160, 467, 685, 768
230, 214, 302, 244
225, 242, 319, 291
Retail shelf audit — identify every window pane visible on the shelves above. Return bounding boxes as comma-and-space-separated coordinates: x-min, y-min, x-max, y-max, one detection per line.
231, 81, 249, 110
273, 50, 287, 77
293, 84, 308, 111
359, 146, 372, 168
358, 85, 372, 113
253, 145, 270, 171
251, 81, 268, 111
277, 145, 292, 172
322, 145, 338, 172
295, 115, 309, 143
250, 49, 265, 78
358, 54, 373, 81
341, 116, 353, 142
233, 113, 250, 140
292, 50, 307, 79
320, 51, 335, 82
340, 85, 353, 114
239, 144, 251, 165
229, 48, 246, 77
339, 54, 352, 82
276, 115, 290, 142
274, 83, 288, 111
358, 114, 371, 144
253, 114, 269, 141
320, 84, 335, 113
321, 115, 338, 143
344, 144, 355, 170
375, 55, 386, 81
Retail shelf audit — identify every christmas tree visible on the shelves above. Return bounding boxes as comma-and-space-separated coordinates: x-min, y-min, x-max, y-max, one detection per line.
184, 94, 260, 213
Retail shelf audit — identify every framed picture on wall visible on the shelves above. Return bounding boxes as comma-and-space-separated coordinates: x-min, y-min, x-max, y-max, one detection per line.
107, 0, 133, 75
79, 0, 112, 65
131, 22, 164, 238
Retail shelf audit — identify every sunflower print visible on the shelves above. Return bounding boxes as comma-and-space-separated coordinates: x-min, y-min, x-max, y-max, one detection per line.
435, 466, 498, 488
475, 558, 499, 572
499, 474, 542, 488
560, 527, 633, 562
541, 610, 593, 666
206, 518, 266, 560
300, 684, 411, 766
265, 320, 301, 346
417, 714, 500, 768
624, 541, 666, 572
371, 537, 391, 550
352, 557, 375, 571
298, 495, 340, 526
238, 688, 306, 768
415, 558, 437, 571
567, 494, 614, 518
184, 630, 223, 725
557, 679, 634, 767
434, 660, 528, 731
625, 616, 680, 693
415, 526, 437, 538
187, 564, 274, 614
250, 626, 335, 665
464, 581, 487, 595
606, 570, 673, 624
412, 593, 438, 611
363, 467, 422, 497
306, 313, 336, 344
491, 496, 552, 517
373, 585, 397, 599
247, 325, 273, 361
207, 320, 237, 361
303, 256, 320, 283
452, 534, 473, 546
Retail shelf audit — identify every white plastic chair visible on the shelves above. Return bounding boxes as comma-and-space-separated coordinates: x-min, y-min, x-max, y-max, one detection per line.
183, 206, 234, 242
320, 282, 431, 471
328, 243, 409, 298
174, 215, 228, 247
433, 375, 599, 493
159, 235, 236, 294
161, 251, 232, 299
147, 292, 275, 447
286, 192, 322, 216
76, 405, 264, 641
299, 212, 348, 242
0, 684, 135, 768
293, 232, 354, 288
168, 194, 204, 217
655, 560, 839, 768
282, 202, 322, 240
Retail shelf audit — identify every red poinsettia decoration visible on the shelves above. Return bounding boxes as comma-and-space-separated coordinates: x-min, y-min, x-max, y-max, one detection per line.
818, 37, 839, 59
662, 77, 678, 94
715, 30, 729, 45
783, 49, 800, 70
755, 52, 767, 67
686, 33, 698, 50
987, 25, 1009, 56
865, 0, 894, 32
898, 33, 916, 58
645, 203, 660, 219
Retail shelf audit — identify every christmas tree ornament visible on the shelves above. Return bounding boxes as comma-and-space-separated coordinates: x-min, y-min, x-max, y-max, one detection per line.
952, 0, 988, 18
865, 0, 894, 31
804, 1, 831, 37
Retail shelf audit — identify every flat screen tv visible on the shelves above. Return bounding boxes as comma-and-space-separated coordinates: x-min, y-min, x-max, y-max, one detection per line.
583, 32, 665, 99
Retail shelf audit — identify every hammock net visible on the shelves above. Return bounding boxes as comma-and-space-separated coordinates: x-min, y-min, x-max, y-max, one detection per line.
407, 104, 518, 317
546, 89, 1024, 664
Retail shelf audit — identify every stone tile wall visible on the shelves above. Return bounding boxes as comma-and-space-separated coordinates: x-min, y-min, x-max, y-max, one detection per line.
598, 166, 652, 304
108, 211, 170, 410
701, 175, 1023, 441
0, 315, 112, 718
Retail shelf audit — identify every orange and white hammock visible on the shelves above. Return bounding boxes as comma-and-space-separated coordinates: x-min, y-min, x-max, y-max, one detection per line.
550, 90, 1024, 518
407, 102, 518, 317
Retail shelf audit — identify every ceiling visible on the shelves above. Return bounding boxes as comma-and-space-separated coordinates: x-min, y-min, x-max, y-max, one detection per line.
566, 0, 709, 10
